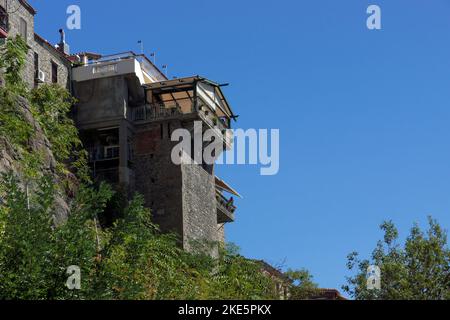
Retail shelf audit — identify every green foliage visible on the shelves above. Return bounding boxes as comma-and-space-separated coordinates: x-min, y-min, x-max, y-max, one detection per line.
343, 218, 450, 300
285, 268, 319, 300
0, 35, 28, 94
30, 84, 90, 182
0, 173, 56, 299
0, 174, 279, 300
97, 196, 278, 300
50, 182, 114, 299
0, 172, 113, 299
0, 34, 282, 301
0, 36, 33, 149
205, 245, 277, 300
0, 36, 89, 183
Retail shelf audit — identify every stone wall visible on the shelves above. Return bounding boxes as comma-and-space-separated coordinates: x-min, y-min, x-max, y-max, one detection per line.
33, 34, 71, 89
217, 223, 226, 244
182, 161, 219, 256
134, 121, 185, 241
133, 119, 222, 254
0, 0, 70, 89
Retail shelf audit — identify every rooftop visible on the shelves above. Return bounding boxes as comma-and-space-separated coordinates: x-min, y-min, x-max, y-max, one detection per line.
72, 51, 167, 84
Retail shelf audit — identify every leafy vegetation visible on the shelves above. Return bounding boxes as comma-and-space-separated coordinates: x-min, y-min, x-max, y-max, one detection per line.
0, 36, 288, 300
285, 269, 319, 300
31, 83, 90, 182
0, 173, 280, 300
343, 218, 450, 300
0, 36, 33, 150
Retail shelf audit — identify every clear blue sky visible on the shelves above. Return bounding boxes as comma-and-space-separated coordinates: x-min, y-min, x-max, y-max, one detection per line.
30, 0, 450, 294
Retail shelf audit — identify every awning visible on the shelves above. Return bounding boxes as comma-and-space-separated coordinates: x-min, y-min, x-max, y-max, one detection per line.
144, 76, 236, 119
215, 176, 242, 198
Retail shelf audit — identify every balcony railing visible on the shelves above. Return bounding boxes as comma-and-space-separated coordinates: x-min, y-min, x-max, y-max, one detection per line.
132, 101, 193, 122
132, 100, 233, 149
133, 100, 230, 127
84, 51, 166, 82
87, 146, 120, 162
216, 192, 236, 223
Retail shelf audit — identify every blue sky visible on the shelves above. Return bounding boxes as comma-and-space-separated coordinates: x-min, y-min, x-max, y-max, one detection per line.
30, 0, 450, 294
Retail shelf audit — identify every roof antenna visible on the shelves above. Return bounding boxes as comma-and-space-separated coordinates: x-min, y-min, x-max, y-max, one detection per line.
137, 40, 144, 54
150, 52, 156, 64
162, 65, 168, 77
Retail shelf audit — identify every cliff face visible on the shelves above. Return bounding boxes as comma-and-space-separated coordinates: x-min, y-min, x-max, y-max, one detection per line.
0, 96, 70, 224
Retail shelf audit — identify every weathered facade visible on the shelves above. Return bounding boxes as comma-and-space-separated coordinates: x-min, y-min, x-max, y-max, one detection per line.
1, 0, 240, 256
0, 0, 70, 88
72, 53, 239, 255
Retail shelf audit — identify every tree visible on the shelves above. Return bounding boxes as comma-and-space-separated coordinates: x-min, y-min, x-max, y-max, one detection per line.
0, 172, 113, 299
285, 269, 319, 300
343, 217, 450, 300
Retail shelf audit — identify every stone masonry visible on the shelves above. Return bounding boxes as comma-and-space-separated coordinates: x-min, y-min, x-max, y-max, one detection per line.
0, 0, 70, 89
1, 0, 237, 257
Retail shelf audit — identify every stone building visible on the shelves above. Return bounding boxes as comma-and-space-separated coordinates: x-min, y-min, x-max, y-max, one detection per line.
1, 0, 240, 256
0, 0, 71, 88
72, 53, 239, 254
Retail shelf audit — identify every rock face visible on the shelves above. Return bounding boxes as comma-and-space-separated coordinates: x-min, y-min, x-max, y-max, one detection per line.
0, 96, 70, 224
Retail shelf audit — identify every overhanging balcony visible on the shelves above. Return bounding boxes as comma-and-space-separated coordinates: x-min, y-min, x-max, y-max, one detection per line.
215, 176, 241, 224
132, 99, 233, 150
216, 191, 236, 223
138, 76, 237, 149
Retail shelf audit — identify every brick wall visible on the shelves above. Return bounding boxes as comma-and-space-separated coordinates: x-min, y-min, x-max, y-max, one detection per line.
134, 121, 185, 242
134, 120, 221, 255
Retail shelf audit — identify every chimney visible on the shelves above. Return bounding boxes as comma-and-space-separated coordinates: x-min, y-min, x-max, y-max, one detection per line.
57, 29, 70, 55
80, 54, 89, 66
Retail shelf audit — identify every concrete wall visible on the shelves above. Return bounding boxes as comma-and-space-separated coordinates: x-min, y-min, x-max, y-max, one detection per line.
73, 76, 129, 127
0, 0, 70, 89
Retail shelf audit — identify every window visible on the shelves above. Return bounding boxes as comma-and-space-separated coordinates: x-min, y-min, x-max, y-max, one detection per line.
34, 52, 39, 82
51, 62, 58, 83
0, 5, 8, 34
19, 18, 27, 41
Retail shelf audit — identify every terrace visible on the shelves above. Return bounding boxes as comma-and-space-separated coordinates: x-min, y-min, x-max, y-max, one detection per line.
71, 51, 166, 84
138, 76, 236, 149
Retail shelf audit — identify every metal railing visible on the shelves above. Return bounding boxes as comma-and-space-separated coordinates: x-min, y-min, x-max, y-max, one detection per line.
132, 102, 193, 122
131, 99, 232, 149
87, 146, 120, 162
216, 192, 236, 214
85, 51, 166, 81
